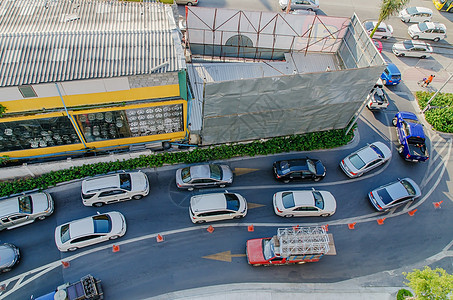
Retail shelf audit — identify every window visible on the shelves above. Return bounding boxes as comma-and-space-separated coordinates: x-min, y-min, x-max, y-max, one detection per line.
93, 215, 112, 233
282, 192, 295, 209
209, 164, 222, 180
18, 86, 37, 98
349, 154, 366, 170
60, 224, 71, 243
313, 191, 325, 209
18, 196, 32, 213
70, 235, 100, 244
181, 167, 191, 183
119, 173, 132, 190
225, 193, 240, 211
10, 215, 26, 221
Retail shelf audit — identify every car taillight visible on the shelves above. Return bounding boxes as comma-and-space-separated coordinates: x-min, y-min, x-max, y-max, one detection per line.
276, 207, 283, 213
341, 160, 344, 164
406, 154, 410, 159
377, 203, 383, 210
370, 192, 373, 198
350, 171, 357, 176
177, 183, 182, 187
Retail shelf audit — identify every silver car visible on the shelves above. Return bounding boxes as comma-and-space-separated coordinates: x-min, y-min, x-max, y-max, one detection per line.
176, 164, 233, 191
368, 178, 421, 211
340, 142, 392, 178
273, 189, 336, 218
189, 192, 247, 223
392, 40, 433, 59
0, 191, 54, 231
0, 243, 20, 272
279, 0, 319, 11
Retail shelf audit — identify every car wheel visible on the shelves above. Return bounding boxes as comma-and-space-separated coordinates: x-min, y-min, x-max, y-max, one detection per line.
382, 36, 388, 39
219, 184, 226, 188
38, 215, 46, 221
68, 247, 78, 252
412, 35, 419, 40
283, 179, 290, 184
132, 195, 143, 200
433, 37, 440, 42
188, 187, 194, 191
233, 215, 243, 219
398, 146, 404, 154
313, 176, 322, 182
2, 268, 11, 273
284, 214, 293, 218
252, 264, 262, 267
320, 213, 330, 217
187, 2, 193, 5
397, 53, 404, 57
420, 55, 426, 59
307, 8, 313, 11
382, 79, 387, 85
392, 117, 398, 126
297, 261, 306, 264
109, 235, 119, 240
93, 202, 104, 207
196, 220, 205, 224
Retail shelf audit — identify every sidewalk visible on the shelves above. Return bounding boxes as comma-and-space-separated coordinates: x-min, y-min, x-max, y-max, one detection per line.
149, 283, 402, 300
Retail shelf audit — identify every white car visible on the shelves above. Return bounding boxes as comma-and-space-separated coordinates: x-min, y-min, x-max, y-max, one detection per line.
340, 142, 392, 178
189, 192, 247, 223
279, 0, 319, 11
81, 171, 149, 207
273, 189, 336, 218
54, 212, 126, 252
175, 0, 198, 5
363, 21, 393, 39
408, 22, 447, 42
398, 7, 433, 23
392, 40, 433, 58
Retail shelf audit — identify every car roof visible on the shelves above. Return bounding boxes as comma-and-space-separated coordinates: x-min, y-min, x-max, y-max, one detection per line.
0, 197, 21, 217
406, 6, 433, 13
191, 193, 227, 212
69, 217, 94, 238
356, 145, 379, 163
281, 159, 310, 171
400, 40, 429, 48
189, 165, 212, 179
83, 174, 120, 192
386, 63, 400, 74
384, 181, 410, 200
292, 191, 315, 206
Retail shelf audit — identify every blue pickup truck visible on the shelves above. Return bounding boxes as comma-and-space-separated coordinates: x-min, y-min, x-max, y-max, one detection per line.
392, 111, 429, 162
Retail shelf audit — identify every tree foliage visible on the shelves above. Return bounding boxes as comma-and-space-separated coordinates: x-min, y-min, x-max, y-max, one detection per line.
403, 266, 453, 300
369, 0, 410, 38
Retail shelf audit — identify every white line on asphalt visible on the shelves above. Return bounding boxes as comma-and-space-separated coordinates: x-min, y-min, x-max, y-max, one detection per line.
421, 139, 452, 189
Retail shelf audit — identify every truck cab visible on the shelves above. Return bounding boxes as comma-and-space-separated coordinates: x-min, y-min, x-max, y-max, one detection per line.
246, 226, 330, 266
392, 111, 429, 162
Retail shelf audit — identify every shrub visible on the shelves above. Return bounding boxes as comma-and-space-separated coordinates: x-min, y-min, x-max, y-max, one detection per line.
0, 128, 354, 197
396, 289, 413, 300
416, 92, 453, 133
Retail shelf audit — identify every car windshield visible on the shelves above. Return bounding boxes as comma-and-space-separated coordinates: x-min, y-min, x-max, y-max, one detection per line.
18, 195, 32, 214
370, 144, 384, 158
377, 188, 394, 205
349, 154, 366, 170
402, 41, 413, 49
364, 22, 374, 31
263, 238, 275, 261
307, 159, 316, 174
60, 224, 71, 244
181, 167, 191, 183
119, 173, 132, 191
406, 7, 418, 14
417, 23, 428, 31
93, 215, 112, 233
281, 192, 295, 209
225, 193, 240, 211
313, 191, 324, 209
209, 164, 223, 180
401, 180, 416, 195
403, 118, 420, 124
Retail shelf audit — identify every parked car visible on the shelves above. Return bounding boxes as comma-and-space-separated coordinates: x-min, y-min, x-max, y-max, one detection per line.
273, 158, 326, 183
290, 9, 316, 15
81, 171, 149, 207
54, 211, 126, 252
381, 63, 401, 85
368, 178, 421, 211
408, 22, 447, 42
273, 189, 336, 217
392, 40, 433, 58
175, 0, 198, 5
398, 7, 433, 23
279, 0, 319, 11
176, 164, 233, 191
373, 39, 383, 53
0, 243, 20, 273
189, 192, 247, 223
0, 191, 54, 231
366, 84, 389, 110
363, 21, 393, 39
340, 142, 392, 178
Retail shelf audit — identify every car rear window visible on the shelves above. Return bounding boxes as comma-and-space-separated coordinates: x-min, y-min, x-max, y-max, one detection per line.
282, 192, 295, 209
119, 173, 132, 191
225, 193, 240, 211
376, 188, 393, 205
60, 224, 71, 244
417, 23, 428, 31
349, 154, 366, 170
18, 196, 32, 214
209, 164, 223, 180
401, 180, 416, 195
93, 215, 112, 233
181, 167, 191, 183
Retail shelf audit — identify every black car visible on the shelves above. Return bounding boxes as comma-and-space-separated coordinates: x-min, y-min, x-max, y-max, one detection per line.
273, 158, 326, 183
0, 243, 20, 272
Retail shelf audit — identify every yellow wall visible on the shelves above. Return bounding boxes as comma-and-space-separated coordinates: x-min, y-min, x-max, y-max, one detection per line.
4, 85, 181, 114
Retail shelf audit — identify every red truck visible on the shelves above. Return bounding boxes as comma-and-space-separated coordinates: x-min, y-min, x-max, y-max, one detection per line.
246, 226, 330, 266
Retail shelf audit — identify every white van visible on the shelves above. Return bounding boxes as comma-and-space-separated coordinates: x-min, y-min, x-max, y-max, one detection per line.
399, 7, 433, 23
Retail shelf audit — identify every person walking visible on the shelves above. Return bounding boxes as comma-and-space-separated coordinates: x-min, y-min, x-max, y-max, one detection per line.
422, 74, 435, 87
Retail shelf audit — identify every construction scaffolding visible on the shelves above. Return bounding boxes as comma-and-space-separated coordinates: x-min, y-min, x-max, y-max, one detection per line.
276, 226, 330, 258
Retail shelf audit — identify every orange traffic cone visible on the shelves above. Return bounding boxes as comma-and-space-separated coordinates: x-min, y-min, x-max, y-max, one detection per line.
156, 234, 164, 243
433, 201, 443, 208
61, 261, 70, 268
348, 222, 356, 230
408, 209, 417, 216
207, 225, 214, 233
377, 218, 386, 225
248, 225, 254, 232
112, 245, 120, 253
323, 224, 329, 232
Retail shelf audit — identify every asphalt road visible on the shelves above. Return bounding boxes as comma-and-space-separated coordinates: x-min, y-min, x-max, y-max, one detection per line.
1, 0, 453, 299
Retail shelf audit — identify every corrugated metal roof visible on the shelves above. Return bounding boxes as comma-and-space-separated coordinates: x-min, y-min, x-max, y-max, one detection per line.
0, 0, 185, 87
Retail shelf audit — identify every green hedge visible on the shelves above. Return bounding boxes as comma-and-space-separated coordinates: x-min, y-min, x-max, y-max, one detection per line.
0, 128, 354, 197
417, 91, 453, 133
396, 288, 413, 300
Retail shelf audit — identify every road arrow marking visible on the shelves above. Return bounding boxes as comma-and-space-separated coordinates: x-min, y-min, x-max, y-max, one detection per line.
233, 168, 259, 176
202, 251, 246, 262
247, 202, 265, 209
